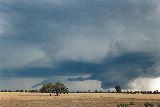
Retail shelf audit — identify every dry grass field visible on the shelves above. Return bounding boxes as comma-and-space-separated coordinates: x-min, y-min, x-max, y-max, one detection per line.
0, 92, 160, 107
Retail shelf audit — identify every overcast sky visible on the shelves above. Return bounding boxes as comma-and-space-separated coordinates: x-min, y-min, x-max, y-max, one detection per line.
0, 0, 160, 91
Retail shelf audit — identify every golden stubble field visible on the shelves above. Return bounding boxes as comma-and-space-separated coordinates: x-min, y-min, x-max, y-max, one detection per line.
0, 92, 160, 107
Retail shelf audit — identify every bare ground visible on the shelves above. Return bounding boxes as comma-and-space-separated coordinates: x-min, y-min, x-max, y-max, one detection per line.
0, 92, 160, 107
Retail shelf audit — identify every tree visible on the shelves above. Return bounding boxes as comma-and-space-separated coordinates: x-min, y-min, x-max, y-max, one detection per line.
52, 82, 69, 96
39, 82, 69, 96
115, 86, 121, 93
95, 90, 98, 93
39, 83, 53, 93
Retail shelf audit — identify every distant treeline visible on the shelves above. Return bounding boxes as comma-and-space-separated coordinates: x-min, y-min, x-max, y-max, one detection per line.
0, 84, 159, 94
0, 89, 39, 93
73, 90, 160, 94
0, 89, 159, 94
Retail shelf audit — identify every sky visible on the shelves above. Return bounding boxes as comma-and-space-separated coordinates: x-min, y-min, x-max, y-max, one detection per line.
1, 0, 160, 91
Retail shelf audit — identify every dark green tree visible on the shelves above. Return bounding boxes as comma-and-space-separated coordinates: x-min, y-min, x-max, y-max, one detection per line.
52, 82, 69, 96
115, 86, 121, 93
39, 82, 69, 96
39, 83, 53, 93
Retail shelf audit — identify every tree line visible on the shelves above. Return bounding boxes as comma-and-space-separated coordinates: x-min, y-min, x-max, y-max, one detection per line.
0, 83, 160, 95
0, 82, 69, 96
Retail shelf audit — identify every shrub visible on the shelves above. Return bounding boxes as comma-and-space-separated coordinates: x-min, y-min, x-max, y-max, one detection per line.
117, 104, 129, 107
144, 102, 154, 107
129, 102, 134, 105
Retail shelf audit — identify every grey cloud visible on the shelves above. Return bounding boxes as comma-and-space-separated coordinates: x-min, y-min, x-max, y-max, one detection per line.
0, 0, 160, 90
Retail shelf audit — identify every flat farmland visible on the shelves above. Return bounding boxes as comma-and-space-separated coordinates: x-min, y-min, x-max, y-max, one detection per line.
0, 92, 160, 107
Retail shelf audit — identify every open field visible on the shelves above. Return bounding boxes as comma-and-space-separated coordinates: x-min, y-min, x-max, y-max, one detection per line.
1, 92, 160, 107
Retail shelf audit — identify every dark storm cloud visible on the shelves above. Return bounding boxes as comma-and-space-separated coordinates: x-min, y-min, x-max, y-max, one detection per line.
0, 0, 160, 89
66, 52, 155, 89
0, 52, 155, 89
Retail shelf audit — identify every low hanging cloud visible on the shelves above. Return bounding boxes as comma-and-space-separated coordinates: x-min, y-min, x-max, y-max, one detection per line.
128, 77, 160, 91
0, 41, 48, 69
0, 0, 160, 90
